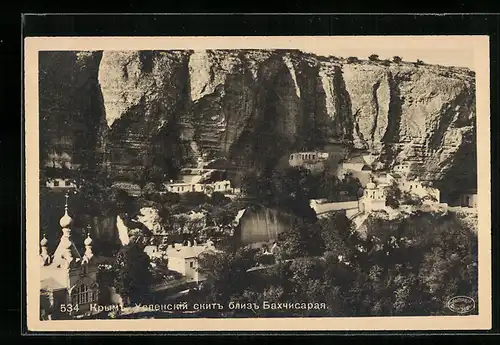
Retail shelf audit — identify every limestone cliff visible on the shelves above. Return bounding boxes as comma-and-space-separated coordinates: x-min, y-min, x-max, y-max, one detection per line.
39, 50, 477, 198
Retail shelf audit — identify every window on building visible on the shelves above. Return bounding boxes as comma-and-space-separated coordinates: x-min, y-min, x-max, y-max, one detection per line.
65, 180, 71, 186
54, 180, 60, 187
190, 261, 194, 268
290, 155, 293, 160
76, 284, 90, 304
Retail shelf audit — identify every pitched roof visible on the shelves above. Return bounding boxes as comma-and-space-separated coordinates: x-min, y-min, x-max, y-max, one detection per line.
343, 156, 365, 164
41, 277, 67, 291
40, 265, 69, 291
166, 244, 210, 259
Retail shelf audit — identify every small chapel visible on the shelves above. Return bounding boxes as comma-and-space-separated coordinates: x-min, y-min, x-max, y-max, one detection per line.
39, 193, 113, 320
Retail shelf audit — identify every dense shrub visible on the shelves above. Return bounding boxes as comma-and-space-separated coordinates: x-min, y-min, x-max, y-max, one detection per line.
346, 56, 359, 63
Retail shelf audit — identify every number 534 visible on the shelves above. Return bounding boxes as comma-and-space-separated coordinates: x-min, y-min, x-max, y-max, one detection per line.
60, 304, 79, 313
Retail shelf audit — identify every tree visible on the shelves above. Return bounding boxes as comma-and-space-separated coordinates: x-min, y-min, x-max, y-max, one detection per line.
240, 169, 273, 205
401, 191, 423, 206
416, 59, 424, 66
368, 54, 379, 61
73, 178, 113, 217
181, 192, 210, 206
346, 56, 359, 64
385, 182, 402, 209
146, 165, 164, 187
270, 167, 318, 221
240, 167, 317, 221
143, 182, 157, 198
197, 247, 258, 305
319, 212, 361, 260
210, 191, 231, 206
416, 215, 478, 314
340, 172, 362, 197
109, 187, 138, 217
393, 56, 403, 63
113, 242, 153, 305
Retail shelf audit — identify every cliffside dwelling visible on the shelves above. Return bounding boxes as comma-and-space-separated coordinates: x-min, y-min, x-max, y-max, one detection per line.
288, 151, 330, 173
315, 169, 442, 220
337, 153, 376, 187
459, 190, 478, 208
165, 240, 216, 283
40, 193, 115, 320
45, 178, 77, 190
393, 162, 411, 175
232, 207, 292, 249
164, 179, 239, 196
398, 177, 440, 203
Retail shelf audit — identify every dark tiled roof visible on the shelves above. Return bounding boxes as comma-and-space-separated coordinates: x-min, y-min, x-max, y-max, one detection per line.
343, 156, 365, 164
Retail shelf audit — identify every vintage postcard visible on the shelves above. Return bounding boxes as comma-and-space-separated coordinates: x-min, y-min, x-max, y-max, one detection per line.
25, 36, 491, 332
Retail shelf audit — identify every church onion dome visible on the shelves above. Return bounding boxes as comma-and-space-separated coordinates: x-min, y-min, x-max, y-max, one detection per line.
40, 235, 48, 247
84, 233, 93, 246
59, 210, 73, 228
366, 182, 376, 189
59, 193, 73, 228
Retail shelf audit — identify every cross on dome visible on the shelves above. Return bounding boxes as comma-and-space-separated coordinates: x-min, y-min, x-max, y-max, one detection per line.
84, 232, 93, 246
59, 192, 73, 228
40, 233, 48, 247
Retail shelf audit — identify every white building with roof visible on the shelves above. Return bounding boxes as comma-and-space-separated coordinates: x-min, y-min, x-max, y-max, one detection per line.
165, 240, 216, 283
288, 151, 329, 172
397, 177, 440, 203
164, 180, 235, 195
45, 178, 77, 190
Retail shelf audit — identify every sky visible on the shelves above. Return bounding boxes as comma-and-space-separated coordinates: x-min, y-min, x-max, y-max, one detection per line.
32, 36, 479, 70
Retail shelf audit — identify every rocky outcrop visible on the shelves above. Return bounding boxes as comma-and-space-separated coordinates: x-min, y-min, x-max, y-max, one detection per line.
98, 51, 193, 181
39, 50, 477, 197
135, 207, 165, 235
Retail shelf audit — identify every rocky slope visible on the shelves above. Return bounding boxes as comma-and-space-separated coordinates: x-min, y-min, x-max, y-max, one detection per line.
39, 50, 477, 198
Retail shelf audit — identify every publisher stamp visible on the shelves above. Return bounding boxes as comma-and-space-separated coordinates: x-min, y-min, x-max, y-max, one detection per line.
447, 296, 476, 314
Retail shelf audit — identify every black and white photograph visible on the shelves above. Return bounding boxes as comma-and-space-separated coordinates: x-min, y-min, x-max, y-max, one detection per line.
25, 36, 491, 331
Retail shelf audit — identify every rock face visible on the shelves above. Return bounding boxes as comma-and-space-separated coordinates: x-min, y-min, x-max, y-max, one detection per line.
98, 51, 193, 181
39, 51, 104, 170
39, 50, 477, 198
